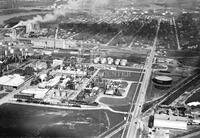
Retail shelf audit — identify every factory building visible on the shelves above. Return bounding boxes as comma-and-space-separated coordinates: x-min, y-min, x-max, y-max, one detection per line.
14, 88, 49, 101
52, 68, 87, 76
38, 76, 61, 89
0, 74, 25, 90
31, 39, 76, 49
26, 22, 40, 33
12, 21, 40, 35
153, 114, 188, 130
52, 59, 64, 67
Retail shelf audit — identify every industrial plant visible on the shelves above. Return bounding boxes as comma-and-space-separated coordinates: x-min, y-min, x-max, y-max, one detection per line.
0, 0, 200, 138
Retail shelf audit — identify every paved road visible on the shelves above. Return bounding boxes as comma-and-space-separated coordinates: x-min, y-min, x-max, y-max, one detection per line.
106, 30, 122, 46
128, 23, 145, 48
172, 17, 181, 50
125, 19, 161, 138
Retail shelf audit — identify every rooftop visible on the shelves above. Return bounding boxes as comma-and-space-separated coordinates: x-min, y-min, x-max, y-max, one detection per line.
0, 74, 25, 87
21, 88, 49, 99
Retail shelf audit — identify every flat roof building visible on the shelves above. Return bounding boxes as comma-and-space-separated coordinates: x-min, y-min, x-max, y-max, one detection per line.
0, 74, 25, 90
21, 88, 49, 99
153, 114, 188, 130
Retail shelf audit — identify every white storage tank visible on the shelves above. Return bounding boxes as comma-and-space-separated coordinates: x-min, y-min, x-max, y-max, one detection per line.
10, 49, 14, 54
107, 57, 114, 65
101, 58, 107, 64
39, 73, 47, 82
94, 57, 100, 64
4, 50, 8, 56
120, 59, 128, 66
115, 59, 121, 65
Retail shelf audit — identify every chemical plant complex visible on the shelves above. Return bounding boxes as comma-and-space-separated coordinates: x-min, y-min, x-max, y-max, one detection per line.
1, 0, 200, 138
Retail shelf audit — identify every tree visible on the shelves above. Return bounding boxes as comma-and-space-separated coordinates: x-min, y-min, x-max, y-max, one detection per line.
24, 66, 35, 76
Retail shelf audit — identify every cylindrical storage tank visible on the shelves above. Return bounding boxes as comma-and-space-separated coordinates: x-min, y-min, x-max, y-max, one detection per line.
120, 59, 128, 66
39, 73, 47, 82
152, 76, 173, 86
94, 57, 100, 64
107, 57, 114, 65
115, 59, 121, 65
101, 58, 107, 64
5, 50, 8, 56
10, 49, 14, 54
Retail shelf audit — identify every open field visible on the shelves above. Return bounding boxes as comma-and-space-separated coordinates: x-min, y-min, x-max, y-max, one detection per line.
101, 70, 143, 82
0, 103, 126, 138
185, 90, 200, 104
145, 75, 186, 101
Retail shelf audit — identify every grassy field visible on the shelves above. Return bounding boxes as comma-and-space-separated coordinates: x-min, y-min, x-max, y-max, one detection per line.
101, 70, 143, 82
185, 90, 200, 104
0, 103, 126, 138
117, 67, 142, 72
145, 75, 186, 101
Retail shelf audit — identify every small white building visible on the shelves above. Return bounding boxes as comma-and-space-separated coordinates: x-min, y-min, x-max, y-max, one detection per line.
105, 89, 115, 95
52, 59, 63, 67
39, 76, 61, 89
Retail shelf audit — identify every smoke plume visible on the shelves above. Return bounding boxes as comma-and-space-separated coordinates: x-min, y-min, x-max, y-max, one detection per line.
14, 0, 111, 27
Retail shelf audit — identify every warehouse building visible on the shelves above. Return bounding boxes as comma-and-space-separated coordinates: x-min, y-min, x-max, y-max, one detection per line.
17, 88, 49, 100
0, 74, 25, 90
153, 114, 188, 130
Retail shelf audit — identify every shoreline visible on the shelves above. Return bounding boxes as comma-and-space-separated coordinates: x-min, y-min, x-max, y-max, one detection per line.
7, 101, 128, 114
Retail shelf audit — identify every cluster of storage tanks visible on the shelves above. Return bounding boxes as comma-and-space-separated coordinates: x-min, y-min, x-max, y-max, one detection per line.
94, 57, 128, 66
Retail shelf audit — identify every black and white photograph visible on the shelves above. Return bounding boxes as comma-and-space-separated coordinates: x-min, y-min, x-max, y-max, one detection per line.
0, 0, 200, 138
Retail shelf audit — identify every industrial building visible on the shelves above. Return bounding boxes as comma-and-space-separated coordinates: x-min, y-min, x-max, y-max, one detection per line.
38, 76, 61, 89
26, 22, 40, 33
153, 114, 188, 130
52, 59, 64, 67
14, 88, 49, 101
0, 74, 25, 90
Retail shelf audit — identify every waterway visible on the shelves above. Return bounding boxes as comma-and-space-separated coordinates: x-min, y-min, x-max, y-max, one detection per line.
0, 11, 49, 25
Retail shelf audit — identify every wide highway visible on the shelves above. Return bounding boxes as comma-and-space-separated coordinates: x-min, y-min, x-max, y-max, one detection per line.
124, 19, 161, 138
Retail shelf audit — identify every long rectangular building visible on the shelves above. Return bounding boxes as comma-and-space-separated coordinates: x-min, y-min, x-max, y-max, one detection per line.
153, 114, 188, 130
